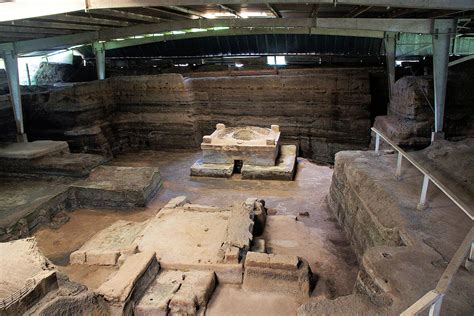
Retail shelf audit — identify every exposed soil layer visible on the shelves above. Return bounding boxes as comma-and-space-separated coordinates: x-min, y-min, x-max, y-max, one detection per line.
8, 68, 374, 163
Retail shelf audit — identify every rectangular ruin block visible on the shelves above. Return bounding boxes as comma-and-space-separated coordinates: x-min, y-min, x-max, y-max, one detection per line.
135, 270, 216, 316
71, 166, 163, 208
243, 257, 312, 297
0, 140, 69, 160
245, 251, 270, 268
163, 196, 189, 209
190, 160, 233, 178
241, 145, 297, 181
96, 251, 160, 315
69, 220, 145, 266
200, 125, 281, 167
269, 254, 299, 270
224, 246, 240, 264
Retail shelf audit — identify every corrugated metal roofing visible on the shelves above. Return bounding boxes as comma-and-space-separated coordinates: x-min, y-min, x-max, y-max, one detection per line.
101, 34, 383, 58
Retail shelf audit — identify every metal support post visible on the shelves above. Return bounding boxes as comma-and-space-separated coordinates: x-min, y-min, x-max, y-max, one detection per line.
431, 19, 456, 142
465, 241, 474, 272
384, 32, 397, 99
93, 42, 105, 80
3, 50, 27, 142
417, 174, 430, 210
375, 133, 380, 153
395, 151, 403, 179
428, 295, 443, 316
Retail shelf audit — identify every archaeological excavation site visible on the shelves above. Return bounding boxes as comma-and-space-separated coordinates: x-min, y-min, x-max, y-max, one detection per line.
1, 2, 474, 316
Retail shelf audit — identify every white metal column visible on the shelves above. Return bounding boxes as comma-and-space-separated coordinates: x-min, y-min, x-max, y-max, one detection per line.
3, 51, 27, 142
465, 241, 474, 272
384, 32, 397, 99
431, 19, 456, 142
93, 42, 106, 80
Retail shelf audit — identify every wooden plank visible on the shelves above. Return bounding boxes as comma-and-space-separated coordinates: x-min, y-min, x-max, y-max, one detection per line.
435, 227, 474, 293
400, 290, 441, 316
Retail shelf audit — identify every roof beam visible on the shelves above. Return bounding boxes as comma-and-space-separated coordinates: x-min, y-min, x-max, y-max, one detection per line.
167, 6, 207, 18
448, 54, 474, 66
345, 6, 373, 18
310, 5, 320, 18
0, 32, 48, 39
87, 9, 163, 23
0, 18, 452, 55
0, 25, 73, 35
38, 13, 133, 27
144, 7, 189, 19
266, 4, 282, 18
1, 1, 474, 22
1, 19, 101, 31
103, 27, 385, 50
218, 4, 241, 18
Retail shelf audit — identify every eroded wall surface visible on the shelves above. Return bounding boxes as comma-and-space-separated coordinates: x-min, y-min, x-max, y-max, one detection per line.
373, 63, 474, 148
5, 68, 373, 163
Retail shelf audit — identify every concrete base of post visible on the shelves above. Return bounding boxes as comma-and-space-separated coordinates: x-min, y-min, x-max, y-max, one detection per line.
16, 133, 28, 143
465, 259, 474, 272
431, 132, 445, 142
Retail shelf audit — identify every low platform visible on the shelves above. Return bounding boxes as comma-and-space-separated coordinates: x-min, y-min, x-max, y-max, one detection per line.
0, 141, 105, 178
0, 178, 73, 241
190, 160, 234, 178
70, 220, 146, 266
69, 196, 263, 284
242, 145, 297, 180
190, 145, 297, 180
96, 251, 160, 315
71, 166, 163, 208
0, 140, 69, 159
135, 270, 216, 315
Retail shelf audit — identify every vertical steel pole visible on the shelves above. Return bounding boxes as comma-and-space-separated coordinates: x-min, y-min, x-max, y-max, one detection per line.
395, 151, 403, 179
93, 42, 106, 80
3, 50, 27, 142
431, 19, 455, 142
465, 241, 474, 272
428, 296, 443, 316
417, 174, 430, 210
384, 32, 397, 99
375, 133, 380, 153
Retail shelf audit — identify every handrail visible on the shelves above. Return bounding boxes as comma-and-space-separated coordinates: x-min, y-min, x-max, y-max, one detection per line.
0, 279, 36, 309
370, 128, 474, 316
401, 227, 474, 316
371, 127, 474, 220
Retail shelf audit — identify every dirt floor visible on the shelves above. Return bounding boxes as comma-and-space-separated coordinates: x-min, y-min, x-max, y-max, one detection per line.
33, 150, 359, 313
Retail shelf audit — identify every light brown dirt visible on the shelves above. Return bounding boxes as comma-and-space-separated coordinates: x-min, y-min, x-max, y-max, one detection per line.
33, 150, 359, 311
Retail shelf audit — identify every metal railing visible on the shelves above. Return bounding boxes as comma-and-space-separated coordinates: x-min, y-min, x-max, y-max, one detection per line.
400, 227, 474, 316
371, 127, 474, 316
0, 279, 36, 310
372, 127, 473, 219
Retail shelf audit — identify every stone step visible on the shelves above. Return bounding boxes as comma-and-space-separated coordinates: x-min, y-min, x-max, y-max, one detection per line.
135, 270, 216, 316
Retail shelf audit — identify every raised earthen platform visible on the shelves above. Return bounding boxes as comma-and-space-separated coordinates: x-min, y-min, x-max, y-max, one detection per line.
305, 139, 474, 315
0, 140, 105, 178
0, 165, 163, 241
0, 140, 69, 159
71, 166, 163, 208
